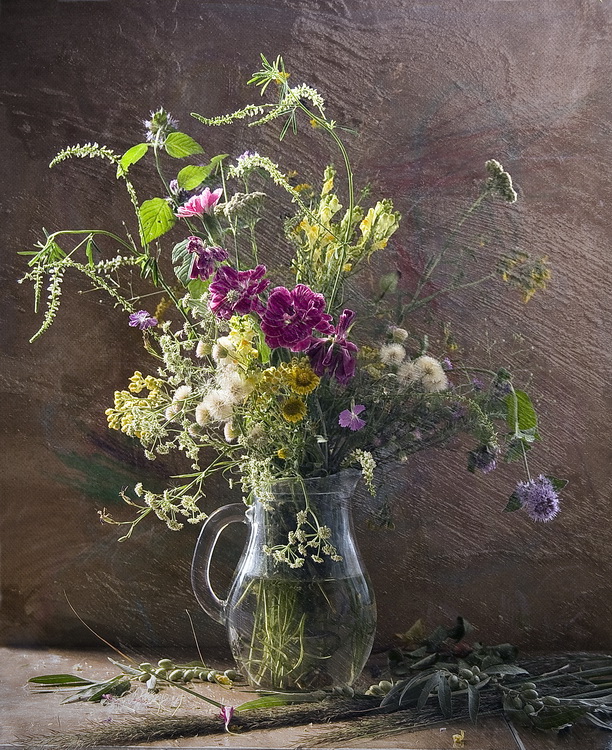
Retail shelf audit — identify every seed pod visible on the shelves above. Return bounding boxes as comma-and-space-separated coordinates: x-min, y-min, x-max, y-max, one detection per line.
146, 675, 158, 692
224, 669, 239, 681
531, 700, 544, 710
542, 695, 561, 706
512, 696, 524, 709
448, 674, 460, 689
197, 669, 209, 681
458, 668, 473, 679
469, 675, 481, 684
378, 681, 393, 693
522, 689, 539, 700
207, 670, 220, 682
139, 662, 153, 671
183, 669, 196, 682
158, 659, 174, 670
458, 679, 468, 690
523, 703, 536, 715
342, 685, 355, 698
331, 686, 343, 695
216, 674, 232, 686
168, 669, 184, 682
471, 665, 482, 676
366, 685, 384, 696
521, 682, 537, 691
138, 673, 149, 683
154, 668, 167, 678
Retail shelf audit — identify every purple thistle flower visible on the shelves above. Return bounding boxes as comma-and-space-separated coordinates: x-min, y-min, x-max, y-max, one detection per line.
306, 309, 359, 386
208, 264, 269, 320
186, 236, 229, 281
129, 310, 158, 330
468, 445, 499, 474
515, 475, 560, 522
339, 404, 366, 431
471, 376, 485, 391
260, 284, 334, 352
442, 357, 453, 371
219, 705, 235, 732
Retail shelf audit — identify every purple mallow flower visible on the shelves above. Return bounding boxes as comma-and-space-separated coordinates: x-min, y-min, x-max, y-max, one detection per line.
339, 404, 366, 431
176, 187, 223, 217
187, 236, 229, 280
129, 310, 157, 330
261, 284, 334, 352
515, 475, 560, 522
208, 264, 269, 319
306, 309, 359, 386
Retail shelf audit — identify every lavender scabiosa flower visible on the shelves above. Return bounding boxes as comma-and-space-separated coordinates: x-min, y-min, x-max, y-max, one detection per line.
515, 475, 560, 522
143, 108, 178, 142
128, 310, 157, 330
260, 284, 334, 352
468, 445, 499, 474
208, 264, 269, 320
176, 187, 223, 217
186, 236, 229, 281
339, 404, 366, 431
306, 309, 359, 386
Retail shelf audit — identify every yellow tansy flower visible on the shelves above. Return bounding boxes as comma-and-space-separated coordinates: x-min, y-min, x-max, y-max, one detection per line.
281, 397, 307, 423
285, 363, 320, 395
277, 448, 290, 459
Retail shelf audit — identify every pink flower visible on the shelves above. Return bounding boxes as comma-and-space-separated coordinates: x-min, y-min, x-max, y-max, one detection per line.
260, 284, 334, 352
176, 187, 223, 217
339, 404, 366, 431
306, 309, 359, 386
219, 705, 235, 732
208, 264, 269, 319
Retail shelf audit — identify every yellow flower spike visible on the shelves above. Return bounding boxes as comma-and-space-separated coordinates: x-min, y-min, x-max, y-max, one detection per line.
452, 729, 465, 747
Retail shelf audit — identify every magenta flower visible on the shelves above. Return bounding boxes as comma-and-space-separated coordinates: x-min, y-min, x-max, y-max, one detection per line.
339, 404, 366, 431
186, 236, 229, 280
515, 475, 560, 522
208, 264, 269, 319
260, 284, 334, 352
219, 705, 235, 732
129, 310, 157, 330
176, 187, 223, 217
306, 309, 358, 386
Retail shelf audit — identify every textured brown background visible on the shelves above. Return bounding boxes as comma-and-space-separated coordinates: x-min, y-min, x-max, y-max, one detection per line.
1, 0, 611, 659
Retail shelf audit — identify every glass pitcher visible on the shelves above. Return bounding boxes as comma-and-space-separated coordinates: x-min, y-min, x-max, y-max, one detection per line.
191, 470, 376, 691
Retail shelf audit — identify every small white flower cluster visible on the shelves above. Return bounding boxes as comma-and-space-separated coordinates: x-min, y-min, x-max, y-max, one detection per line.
133, 483, 207, 533
347, 449, 377, 496
263, 507, 342, 568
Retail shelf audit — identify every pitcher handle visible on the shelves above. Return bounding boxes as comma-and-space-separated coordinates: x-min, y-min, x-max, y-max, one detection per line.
190, 503, 247, 625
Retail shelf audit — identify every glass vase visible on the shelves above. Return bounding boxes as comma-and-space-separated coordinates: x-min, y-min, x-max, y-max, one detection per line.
191, 470, 376, 691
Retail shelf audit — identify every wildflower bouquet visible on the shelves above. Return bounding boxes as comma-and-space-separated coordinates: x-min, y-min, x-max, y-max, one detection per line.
20, 55, 564, 688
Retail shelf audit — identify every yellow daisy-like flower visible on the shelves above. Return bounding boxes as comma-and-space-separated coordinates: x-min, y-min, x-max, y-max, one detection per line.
277, 448, 290, 459
281, 397, 307, 423
285, 363, 320, 395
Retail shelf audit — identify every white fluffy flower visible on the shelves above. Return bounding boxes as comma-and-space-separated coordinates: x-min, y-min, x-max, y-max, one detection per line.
195, 402, 211, 426
212, 336, 238, 367
224, 422, 239, 442
397, 359, 419, 382
413, 355, 449, 392
379, 343, 406, 366
173, 385, 192, 401
199, 389, 234, 422
195, 340, 211, 358
218, 368, 253, 403
164, 403, 181, 421
389, 326, 409, 343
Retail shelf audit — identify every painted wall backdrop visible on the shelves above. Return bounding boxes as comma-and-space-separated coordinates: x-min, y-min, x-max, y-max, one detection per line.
1, 0, 611, 658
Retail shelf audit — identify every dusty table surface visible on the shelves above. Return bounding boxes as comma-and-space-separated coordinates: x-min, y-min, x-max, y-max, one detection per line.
1, 647, 611, 749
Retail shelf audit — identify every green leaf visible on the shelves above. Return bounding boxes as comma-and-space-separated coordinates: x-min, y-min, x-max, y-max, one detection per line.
165, 132, 204, 158
467, 683, 480, 723
61, 676, 131, 704
547, 476, 569, 492
237, 690, 325, 712
503, 492, 522, 513
139, 197, 176, 244
417, 672, 441, 712
28, 674, 95, 686
506, 390, 539, 436
177, 164, 213, 190
188, 278, 209, 298
437, 673, 453, 718
172, 238, 191, 287
117, 143, 149, 176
